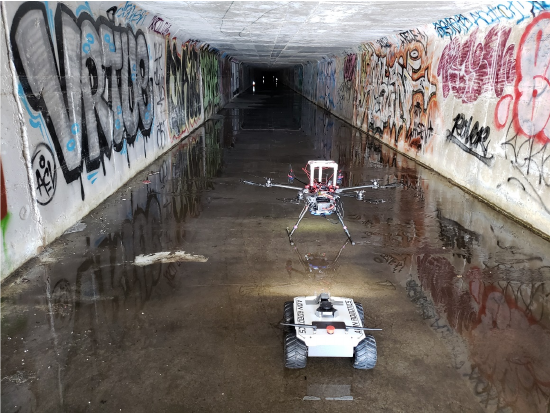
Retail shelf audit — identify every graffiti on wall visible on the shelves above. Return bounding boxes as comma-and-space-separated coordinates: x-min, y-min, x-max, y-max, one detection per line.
165, 39, 202, 141
114, 1, 148, 29
200, 50, 220, 118
437, 27, 516, 104
148, 15, 171, 37
1, 161, 10, 263
11, 3, 154, 199
153, 42, 168, 149
221, 57, 232, 103
446, 113, 494, 166
498, 12, 550, 143
433, 1, 550, 39
354, 31, 437, 151
497, 12, 550, 212
318, 58, 336, 110
337, 54, 356, 116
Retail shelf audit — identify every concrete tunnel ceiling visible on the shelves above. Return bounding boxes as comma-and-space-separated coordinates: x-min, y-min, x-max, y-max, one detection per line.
126, 1, 496, 68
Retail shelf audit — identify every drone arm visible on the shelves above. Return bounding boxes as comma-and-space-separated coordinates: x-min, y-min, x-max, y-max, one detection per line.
242, 179, 303, 191
336, 184, 375, 192
269, 183, 304, 191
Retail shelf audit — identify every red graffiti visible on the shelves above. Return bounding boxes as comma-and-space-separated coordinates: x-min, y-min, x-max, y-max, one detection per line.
511, 12, 550, 144
343, 54, 356, 83
437, 26, 516, 104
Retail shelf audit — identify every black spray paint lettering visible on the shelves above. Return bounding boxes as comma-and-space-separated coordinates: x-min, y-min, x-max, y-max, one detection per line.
31, 143, 57, 205
153, 43, 165, 106
446, 113, 494, 166
10, 3, 153, 193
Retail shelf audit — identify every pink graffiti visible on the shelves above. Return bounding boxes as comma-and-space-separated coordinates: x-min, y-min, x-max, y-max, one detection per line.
344, 54, 357, 83
512, 12, 550, 143
437, 26, 516, 104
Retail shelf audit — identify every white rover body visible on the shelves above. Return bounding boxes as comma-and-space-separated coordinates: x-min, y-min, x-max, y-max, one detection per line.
282, 293, 379, 369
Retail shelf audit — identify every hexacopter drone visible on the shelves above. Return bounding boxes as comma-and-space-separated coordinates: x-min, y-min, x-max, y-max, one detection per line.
243, 160, 399, 245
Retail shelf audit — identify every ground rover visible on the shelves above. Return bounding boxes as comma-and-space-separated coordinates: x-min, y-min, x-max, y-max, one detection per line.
281, 293, 380, 369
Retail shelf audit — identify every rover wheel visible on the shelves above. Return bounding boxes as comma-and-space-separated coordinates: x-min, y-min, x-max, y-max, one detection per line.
353, 335, 377, 369
283, 301, 294, 333
284, 332, 307, 369
354, 302, 365, 325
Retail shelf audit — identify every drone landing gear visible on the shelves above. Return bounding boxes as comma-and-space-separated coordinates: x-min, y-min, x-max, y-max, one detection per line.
336, 210, 355, 246
286, 204, 309, 245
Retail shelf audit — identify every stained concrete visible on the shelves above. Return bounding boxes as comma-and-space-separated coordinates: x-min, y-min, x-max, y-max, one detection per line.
1, 84, 549, 412
127, 0, 496, 67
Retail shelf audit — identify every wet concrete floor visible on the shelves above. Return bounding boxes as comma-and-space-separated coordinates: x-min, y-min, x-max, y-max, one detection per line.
2, 85, 550, 412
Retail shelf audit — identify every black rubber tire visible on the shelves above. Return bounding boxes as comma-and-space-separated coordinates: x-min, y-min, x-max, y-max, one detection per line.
284, 332, 308, 369
283, 301, 294, 333
353, 335, 377, 369
354, 302, 365, 325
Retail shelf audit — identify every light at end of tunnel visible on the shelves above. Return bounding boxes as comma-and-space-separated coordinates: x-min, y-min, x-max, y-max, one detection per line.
253, 81, 255, 86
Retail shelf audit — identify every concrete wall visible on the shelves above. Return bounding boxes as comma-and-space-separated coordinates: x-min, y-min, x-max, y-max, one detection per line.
285, 2, 550, 240
0, 1, 249, 280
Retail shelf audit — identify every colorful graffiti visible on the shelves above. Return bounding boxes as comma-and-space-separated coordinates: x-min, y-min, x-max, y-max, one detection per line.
201, 49, 220, 118
165, 39, 202, 140
1, 161, 10, 263
10, 2, 154, 195
509, 12, 550, 143
353, 32, 437, 150
437, 27, 516, 104
2, 1, 245, 279
114, 1, 148, 28
432, 1, 550, 38
496, 12, 550, 213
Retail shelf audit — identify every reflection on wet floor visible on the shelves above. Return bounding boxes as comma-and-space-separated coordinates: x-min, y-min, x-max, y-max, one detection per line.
2, 85, 550, 412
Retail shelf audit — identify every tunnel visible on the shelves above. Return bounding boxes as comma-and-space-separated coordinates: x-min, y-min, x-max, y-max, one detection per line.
1, 1, 550, 412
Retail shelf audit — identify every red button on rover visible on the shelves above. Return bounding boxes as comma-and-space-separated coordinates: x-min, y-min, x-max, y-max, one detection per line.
327, 325, 335, 334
